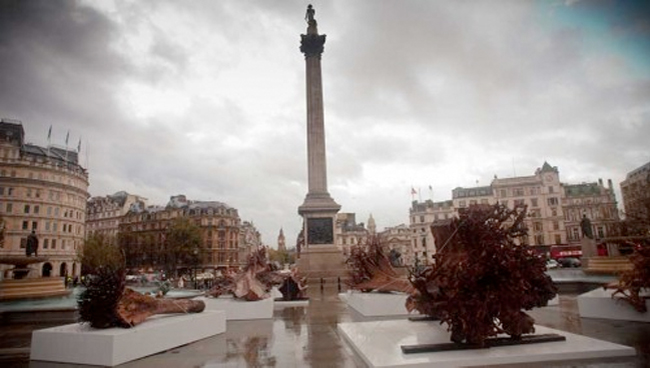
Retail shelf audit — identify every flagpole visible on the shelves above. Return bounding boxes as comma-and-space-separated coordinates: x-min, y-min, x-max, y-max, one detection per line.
65, 130, 69, 163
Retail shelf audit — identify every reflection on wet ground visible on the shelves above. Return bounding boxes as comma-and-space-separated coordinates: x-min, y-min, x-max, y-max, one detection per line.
1, 285, 649, 367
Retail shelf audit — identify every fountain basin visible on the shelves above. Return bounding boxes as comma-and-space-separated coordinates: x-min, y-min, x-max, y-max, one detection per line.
0, 277, 69, 300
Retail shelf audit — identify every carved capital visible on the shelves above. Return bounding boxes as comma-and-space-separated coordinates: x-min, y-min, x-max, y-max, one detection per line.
300, 33, 326, 58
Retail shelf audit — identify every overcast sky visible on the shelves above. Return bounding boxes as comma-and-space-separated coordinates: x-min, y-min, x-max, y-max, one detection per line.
1, 0, 649, 247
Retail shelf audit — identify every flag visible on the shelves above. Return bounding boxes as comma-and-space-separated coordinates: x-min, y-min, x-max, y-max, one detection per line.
411, 187, 417, 195
77, 137, 81, 152
65, 130, 69, 145
429, 185, 433, 190
47, 125, 52, 140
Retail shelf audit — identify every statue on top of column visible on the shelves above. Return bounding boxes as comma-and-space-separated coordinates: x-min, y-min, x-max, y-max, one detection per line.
305, 5, 316, 26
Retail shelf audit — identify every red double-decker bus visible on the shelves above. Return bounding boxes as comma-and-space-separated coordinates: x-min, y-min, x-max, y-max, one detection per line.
549, 245, 582, 259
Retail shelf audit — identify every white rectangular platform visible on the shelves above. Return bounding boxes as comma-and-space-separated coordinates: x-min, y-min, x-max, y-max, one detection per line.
345, 291, 419, 317
30, 310, 226, 366
197, 296, 273, 320
274, 299, 309, 309
338, 320, 635, 368
577, 287, 650, 322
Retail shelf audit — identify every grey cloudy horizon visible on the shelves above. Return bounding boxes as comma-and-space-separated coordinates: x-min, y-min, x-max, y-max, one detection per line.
1, 0, 649, 247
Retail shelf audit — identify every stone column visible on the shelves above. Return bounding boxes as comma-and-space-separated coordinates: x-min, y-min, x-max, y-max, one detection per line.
298, 8, 340, 245
296, 6, 345, 280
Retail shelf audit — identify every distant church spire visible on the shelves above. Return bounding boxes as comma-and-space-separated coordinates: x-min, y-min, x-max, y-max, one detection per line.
278, 228, 286, 252
367, 214, 376, 235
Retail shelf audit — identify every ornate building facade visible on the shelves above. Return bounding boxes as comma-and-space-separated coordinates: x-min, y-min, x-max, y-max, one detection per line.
118, 195, 252, 274
334, 213, 369, 257
378, 224, 413, 266
621, 161, 650, 226
0, 120, 89, 278
409, 162, 620, 262
239, 220, 262, 262
86, 191, 147, 239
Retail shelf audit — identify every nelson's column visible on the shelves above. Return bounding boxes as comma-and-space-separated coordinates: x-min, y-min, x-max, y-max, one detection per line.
296, 5, 346, 279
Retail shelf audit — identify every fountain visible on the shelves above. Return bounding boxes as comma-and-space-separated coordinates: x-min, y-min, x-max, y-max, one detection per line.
0, 255, 69, 301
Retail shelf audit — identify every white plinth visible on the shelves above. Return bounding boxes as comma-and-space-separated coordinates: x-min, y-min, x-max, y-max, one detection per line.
346, 291, 418, 317
30, 310, 226, 366
338, 320, 635, 368
197, 296, 273, 320
577, 287, 650, 322
274, 299, 309, 309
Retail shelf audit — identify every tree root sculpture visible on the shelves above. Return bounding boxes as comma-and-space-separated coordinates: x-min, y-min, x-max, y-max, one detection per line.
406, 204, 557, 346
78, 266, 205, 329
607, 245, 650, 313
345, 236, 414, 294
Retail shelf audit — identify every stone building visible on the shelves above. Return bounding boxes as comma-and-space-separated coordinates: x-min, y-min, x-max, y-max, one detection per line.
378, 224, 413, 266
620, 161, 650, 225
334, 213, 369, 257
239, 220, 262, 262
409, 162, 620, 261
563, 180, 619, 244
409, 199, 454, 264
119, 195, 249, 274
0, 120, 89, 279
86, 191, 147, 239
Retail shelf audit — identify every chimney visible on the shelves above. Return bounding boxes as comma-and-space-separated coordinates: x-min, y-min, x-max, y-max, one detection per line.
598, 178, 603, 186
607, 179, 613, 190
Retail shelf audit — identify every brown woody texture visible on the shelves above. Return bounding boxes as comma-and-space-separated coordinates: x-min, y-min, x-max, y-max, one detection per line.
610, 245, 650, 312
345, 235, 414, 294
406, 203, 557, 346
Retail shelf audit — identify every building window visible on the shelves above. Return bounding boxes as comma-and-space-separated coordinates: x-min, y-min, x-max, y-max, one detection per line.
547, 197, 559, 206
554, 234, 562, 244
24, 205, 30, 214
552, 209, 557, 217
47, 207, 52, 215
572, 227, 579, 240
7, 187, 13, 196
513, 188, 524, 196
553, 221, 559, 230
27, 188, 32, 197
32, 221, 37, 230
34, 205, 40, 214
22, 221, 28, 230
481, 199, 489, 204
55, 207, 60, 216
548, 186, 554, 193
531, 198, 538, 207
459, 201, 466, 208
535, 235, 544, 245
419, 216, 424, 223
514, 199, 525, 206
597, 226, 604, 238
20, 238, 27, 248
52, 239, 56, 249
43, 239, 49, 249
500, 189, 506, 198
6, 203, 12, 213
534, 222, 543, 232
45, 222, 50, 231
469, 200, 477, 206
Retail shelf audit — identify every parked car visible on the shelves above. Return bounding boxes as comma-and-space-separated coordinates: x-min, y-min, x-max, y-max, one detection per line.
557, 257, 581, 268
546, 259, 559, 269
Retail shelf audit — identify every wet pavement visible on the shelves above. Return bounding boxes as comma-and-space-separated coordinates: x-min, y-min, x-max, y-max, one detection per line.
1, 282, 649, 368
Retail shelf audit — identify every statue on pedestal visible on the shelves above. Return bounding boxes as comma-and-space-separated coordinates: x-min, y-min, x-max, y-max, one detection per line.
580, 214, 594, 239
26, 230, 38, 257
